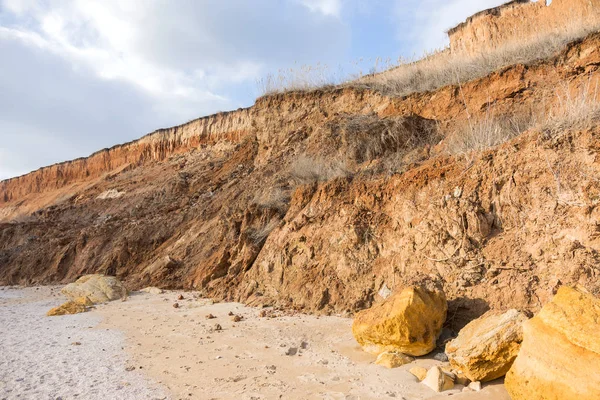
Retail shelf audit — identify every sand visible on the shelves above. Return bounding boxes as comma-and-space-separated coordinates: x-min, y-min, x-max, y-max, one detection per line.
96, 291, 510, 400
1, 287, 511, 400
0, 286, 168, 400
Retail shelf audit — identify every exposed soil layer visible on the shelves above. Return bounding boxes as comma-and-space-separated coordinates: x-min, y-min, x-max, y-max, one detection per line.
2, 34, 600, 329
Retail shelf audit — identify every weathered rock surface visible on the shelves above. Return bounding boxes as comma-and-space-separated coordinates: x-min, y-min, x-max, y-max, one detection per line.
505, 286, 600, 400
140, 287, 164, 294
374, 351, 413, 368
445, 309, 527, 382
421, 366, 455, 393
47, 297, 93, 316
61, 275, 127, 304
352, 286, 447, 356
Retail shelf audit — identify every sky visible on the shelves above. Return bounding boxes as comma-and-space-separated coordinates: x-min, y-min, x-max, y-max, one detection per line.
0, 0, 510, 180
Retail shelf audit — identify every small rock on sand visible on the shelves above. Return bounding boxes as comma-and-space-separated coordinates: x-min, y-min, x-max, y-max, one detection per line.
375, 351, 414, 369
409, 367, 428, 381
422, 366, 454, 392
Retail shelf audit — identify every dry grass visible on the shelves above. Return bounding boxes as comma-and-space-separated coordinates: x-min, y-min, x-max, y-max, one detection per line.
252, 188, 290, 214
447, 77, 600, 156
289, 155, 351, 185
257, 64, 340, 96
356, 23, 600, 97
248, 218, 280, 244
258, 21, 600, 98
341, 115, 439, 163
446, 110, 534, 156
541, 78, 600, 137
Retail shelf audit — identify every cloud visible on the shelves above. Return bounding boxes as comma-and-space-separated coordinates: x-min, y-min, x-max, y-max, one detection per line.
0, 0, 350, 179
298, 0, 342, 17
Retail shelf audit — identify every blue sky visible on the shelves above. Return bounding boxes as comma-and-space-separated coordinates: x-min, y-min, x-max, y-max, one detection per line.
0, 0, 508, 180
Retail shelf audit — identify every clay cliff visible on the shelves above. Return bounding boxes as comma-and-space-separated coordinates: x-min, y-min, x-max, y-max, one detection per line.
448, 0, 600, 55
2, 27, 600, 328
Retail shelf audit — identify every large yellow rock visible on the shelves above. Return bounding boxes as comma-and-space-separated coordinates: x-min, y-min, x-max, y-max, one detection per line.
61, 274, 128, 303
47, 297, 93, 316
505, 286, 600, 400
445, 309, 527, 382
352, 286, 447, 356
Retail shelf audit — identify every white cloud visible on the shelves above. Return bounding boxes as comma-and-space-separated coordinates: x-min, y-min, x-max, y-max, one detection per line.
0, 0, 350, 179
298, 0, 342, 17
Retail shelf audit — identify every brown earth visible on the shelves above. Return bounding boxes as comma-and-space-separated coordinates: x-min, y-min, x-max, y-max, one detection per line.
2, 34, 600, 330
448, 0, 600, 55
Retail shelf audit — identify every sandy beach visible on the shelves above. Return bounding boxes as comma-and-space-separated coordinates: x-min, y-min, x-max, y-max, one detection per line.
0, 286, 168, 400
1, 287, 510, 400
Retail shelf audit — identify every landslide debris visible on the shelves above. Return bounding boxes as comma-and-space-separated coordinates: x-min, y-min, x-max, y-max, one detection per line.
352, 285, 447, 357
505, 286, 600, 400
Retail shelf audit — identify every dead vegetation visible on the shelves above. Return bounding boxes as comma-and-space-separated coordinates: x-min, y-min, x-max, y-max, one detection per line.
248, 218, 280, 245
258, 22, 600, 99
289, 155, 351, 185
447, 77, 600, 156
541, 78, 600, 137
252, 188, 290, 214
445, 111, 535, 156
340, 115, 439, 164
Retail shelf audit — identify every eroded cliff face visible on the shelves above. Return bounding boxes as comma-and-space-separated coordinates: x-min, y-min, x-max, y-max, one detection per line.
449, 0, 600, 55
0, 109, 252, 206
2, 34, 600, 328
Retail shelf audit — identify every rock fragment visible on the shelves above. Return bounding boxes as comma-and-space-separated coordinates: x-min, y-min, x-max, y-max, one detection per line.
61, 274, 127, 303
446, 309, 527, 382
409, 366, 428, 381
47, 297, 93, 316
352, 285, 447, 356
374, 351, 414, 369
140, 287, 163, 294
421, 366, 454, 392
505, 286, 600, 400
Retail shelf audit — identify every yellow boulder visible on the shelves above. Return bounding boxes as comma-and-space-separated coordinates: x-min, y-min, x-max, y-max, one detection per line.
446, 309, 527, 382
47, 297, 93, 316
61, 274, 128, 303
374, 351, 414, 368
505, 286, 600, 400
352, 286, 447, 356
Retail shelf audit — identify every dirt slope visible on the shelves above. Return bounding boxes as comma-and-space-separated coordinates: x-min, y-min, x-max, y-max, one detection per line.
2, 34, 600, 328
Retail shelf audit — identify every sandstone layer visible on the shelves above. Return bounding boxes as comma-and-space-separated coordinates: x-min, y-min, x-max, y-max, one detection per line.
448, 0, 600, 55
505, 286, 600, 400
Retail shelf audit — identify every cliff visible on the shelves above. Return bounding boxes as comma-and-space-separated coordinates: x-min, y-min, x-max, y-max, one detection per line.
2, 33, 600, 328
0, 108, 253, 204
448, 0, 600, 55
